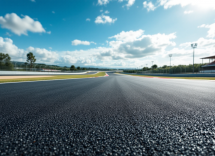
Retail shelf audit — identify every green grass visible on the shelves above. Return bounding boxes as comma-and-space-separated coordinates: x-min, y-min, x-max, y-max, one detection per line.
0, 72, 106, 83
116, 73, 215, 80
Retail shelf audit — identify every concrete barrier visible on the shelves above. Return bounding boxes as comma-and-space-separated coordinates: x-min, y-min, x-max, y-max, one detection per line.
0, 71, 87, 75
124, 73, 215, 77
200, 70, 215, 73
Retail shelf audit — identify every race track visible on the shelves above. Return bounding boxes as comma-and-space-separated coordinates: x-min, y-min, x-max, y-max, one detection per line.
0, 73, 215, 155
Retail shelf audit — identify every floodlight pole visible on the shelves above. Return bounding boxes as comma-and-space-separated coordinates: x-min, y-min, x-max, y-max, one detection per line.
169, 54, 172, 74
193, 47, 194, 73
151, 61, 154, 73
191, 43, 197, 73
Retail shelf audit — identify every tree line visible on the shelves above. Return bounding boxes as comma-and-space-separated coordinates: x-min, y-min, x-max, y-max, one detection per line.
124, 64, 206, 74
0, 52, 87, 71
70, 65, 86, 71
0, 53, 13, 70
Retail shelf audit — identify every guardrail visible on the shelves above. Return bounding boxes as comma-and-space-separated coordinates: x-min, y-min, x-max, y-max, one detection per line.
123, 72, 215, 77
0, 71, 88, 75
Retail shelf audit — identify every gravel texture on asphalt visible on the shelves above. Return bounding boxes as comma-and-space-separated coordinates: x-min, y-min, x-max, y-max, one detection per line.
0, 73, 215, 155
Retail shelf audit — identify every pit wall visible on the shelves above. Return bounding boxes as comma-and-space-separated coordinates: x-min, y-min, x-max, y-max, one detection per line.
200, 70, 215, 73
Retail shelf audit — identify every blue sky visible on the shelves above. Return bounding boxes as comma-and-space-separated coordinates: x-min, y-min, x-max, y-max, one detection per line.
0, 0, 215, 68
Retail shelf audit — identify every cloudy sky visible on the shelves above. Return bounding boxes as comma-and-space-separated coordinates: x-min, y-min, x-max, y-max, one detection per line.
0, 0, 215, 68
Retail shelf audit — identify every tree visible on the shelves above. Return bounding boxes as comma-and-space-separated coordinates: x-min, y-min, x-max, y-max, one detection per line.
70, 65, 75, 71
0, 53, 12, 67
142, 67, 148, 71
0, 53, 10, 64
27, 52, 36, 68
152, 64, 158, 69
162, 65, 167, 68
77, 66, 81, 70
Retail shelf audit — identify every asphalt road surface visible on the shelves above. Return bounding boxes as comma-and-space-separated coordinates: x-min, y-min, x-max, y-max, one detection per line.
0, 73, 215, 155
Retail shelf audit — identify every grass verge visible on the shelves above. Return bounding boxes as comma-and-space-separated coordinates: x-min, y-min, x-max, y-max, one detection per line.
116, 73, 215, 80
0, 72, 106, 83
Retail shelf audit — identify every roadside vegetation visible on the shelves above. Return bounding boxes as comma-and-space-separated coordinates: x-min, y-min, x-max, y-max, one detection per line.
0, 52, 110, 71
124, 64, 207, 74
0, 52, 87, 71
0, 53, 13, 70
0, 72, 106, 83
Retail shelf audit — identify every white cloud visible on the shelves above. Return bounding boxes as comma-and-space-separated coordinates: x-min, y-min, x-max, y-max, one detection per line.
184, 10, 193, 14
0, 37, 24, 59
98, 0, 110, 5
95, 14, 117, 24
104, 10, 109, 14
160, 36, 215, 66
0, 37, 61, 63
72, 40, 90, 46
126, 0, 135, 7
47, 31, 51, 34
98, 0, 135, 8
96, 29, 176, 60
142, 0, 215, 12
72, 39, 96, 46
198, 23, 215, 38
159, 0, 215, 10
61, 48, 108, 66
180, 38, 215, 48
0, 36, 97, 66
27, 47, 59, 64
109, 29, 144, 42
143, 1, 156, 11
31, 0, 35, 2
52, 11, 55, 14
120, 0, 135, 8
100, 10, 103, 12
0, 13, 45, 36
165, 37, 215, 64
86, 18, 91, 21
